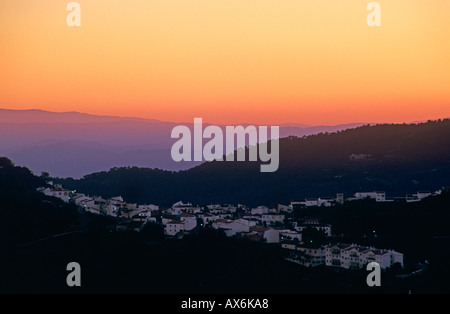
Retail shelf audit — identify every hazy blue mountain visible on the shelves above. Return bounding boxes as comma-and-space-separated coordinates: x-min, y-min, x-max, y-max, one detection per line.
0, 108, 364, 177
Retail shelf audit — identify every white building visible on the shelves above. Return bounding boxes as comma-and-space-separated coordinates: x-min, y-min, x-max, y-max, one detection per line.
208, 204, 237, 213
42, 187, 71, 203
80, 198, 102, 215
354, 191, 386, 202
169, 201, 190, 215
280, 230, 303, 242
138, 204, 159, 211
406, 191, 432, 203
263, 228, 280, 243
302, 199, 318, 207
324, 243, 404, 269
71, 194, 92, 206
260, 213, 285, 226
292, 198, 334, 208
164, 220, 185, 236
247, 226, 280, 243
105, 204, 120, 217
295, 223, 332, 237
212, 219, 250, 237
283, 244, 325, 268
180, 213, 197, 231
162, 216, 179, 225
251, 206, 270, 215
109, 196, 124, 204
278, 204, 293, 213
197, 213, 217, 226
132, 209, 156, 222
170, 201, 202, 215
317, 198, 334, 207
235, 218, 257, 227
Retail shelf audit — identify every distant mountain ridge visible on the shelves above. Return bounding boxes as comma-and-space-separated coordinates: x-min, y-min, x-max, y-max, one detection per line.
0, 108, 365, 178
0, 108, 162, 124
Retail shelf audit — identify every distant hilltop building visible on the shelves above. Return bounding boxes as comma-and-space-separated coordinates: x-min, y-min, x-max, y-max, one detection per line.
290, 193, 344, 209
406, 191, 432, 203
354, 191, 386, 202
336, 193, 344, 205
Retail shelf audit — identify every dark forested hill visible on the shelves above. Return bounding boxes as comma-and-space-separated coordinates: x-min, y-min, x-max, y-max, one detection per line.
56, 119, 450, 207
0, 157, 78, 247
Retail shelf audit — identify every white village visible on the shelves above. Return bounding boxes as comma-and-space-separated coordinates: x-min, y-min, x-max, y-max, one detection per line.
38, 183, 443, 271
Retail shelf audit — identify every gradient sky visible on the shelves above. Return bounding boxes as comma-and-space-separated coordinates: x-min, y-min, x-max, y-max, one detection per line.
1, 0, 449, 125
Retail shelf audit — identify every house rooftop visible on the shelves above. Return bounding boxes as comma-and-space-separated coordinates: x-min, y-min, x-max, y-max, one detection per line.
250, 225, 270, 232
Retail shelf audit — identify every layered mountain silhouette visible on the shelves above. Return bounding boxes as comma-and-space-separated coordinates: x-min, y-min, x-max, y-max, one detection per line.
0, 108, 364, 178
55, 119, 450, 207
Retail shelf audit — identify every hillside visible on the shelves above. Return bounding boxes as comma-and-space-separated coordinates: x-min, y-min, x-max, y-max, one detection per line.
1, 156, 450, 293
0, 157, 78, 247
56, 119, 450, 207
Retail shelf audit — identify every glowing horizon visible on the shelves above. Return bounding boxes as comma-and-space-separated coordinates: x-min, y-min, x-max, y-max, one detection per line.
1, 1, 449, 125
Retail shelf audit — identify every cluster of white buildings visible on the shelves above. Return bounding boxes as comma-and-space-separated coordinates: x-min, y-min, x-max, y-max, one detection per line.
38, 182, 407, 271
39, 184, 159, 231
290, 189, 441, 208
162, 203, 290, 242
284, 242, 404, 270
38, 183, 291, 240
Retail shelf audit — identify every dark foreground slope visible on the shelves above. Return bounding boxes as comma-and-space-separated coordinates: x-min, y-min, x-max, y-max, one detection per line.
0, 157, 78, 247
1, 157, 450, 293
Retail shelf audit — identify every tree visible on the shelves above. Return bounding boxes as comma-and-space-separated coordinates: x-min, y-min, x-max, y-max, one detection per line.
141, 222, 164, 241
0, 157, 14, 168
302, 227, 326, 248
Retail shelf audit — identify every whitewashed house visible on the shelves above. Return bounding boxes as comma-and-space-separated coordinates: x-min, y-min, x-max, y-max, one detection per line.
251, 206, 270, 215
248, 226, 280, 243
260, 213, 285, 226
71, 194, 92, 206
406, 191, 432, 203
180, 213, 197, 231
197, 213, 217, 225
284, 245, 325, 268
212, 219, 250, 237
263, 228, 280, 243
324, 243, 404, 269
208, 204, 237, 213
164, 220, 185, 236
278, 204, 292, 213
80, 198, 102, 215
295, 223, 332, 237
138, 204, 159, 211
131, 210, 156, 222
280, 230, 303, 242
162, 216, 179, 225
317, 198, 334, 207
108, 196, 124, 204
105, 204, 120, 217
42, 187, 71, 203
354, 191, 386, 202
235, 218, 257, 227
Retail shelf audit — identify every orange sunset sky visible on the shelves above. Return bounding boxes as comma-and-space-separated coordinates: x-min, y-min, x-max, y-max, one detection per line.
1, 0, 449, 125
